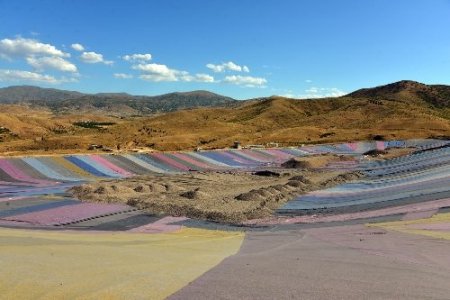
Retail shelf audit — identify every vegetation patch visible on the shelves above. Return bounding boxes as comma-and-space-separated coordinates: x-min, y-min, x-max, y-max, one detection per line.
0, 127, 10, 134
319, 132, 335, 138
73, 121, 116, 129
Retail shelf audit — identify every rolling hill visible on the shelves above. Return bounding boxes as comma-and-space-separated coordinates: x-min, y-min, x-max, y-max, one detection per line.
0, 85, 84, 102
0, 80, 449, 155
348, 80, 450, 108
0, 86, 237, 116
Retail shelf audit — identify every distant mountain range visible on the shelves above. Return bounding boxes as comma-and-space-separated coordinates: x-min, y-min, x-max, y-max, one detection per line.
0, 86, 237, 116
0, 86, 84, 102
1, 80, 450, 114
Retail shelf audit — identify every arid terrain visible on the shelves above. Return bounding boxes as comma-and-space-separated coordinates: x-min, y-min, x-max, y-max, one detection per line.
1, 80, 450, 156
70, 155, 363, 223
1, 80, 450, 299
2, 2, 450, 299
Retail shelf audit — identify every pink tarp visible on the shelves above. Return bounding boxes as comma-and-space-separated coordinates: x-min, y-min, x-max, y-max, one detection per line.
4, 202, 132, 225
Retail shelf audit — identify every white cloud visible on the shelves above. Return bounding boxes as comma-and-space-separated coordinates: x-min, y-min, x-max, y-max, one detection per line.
206, 61, 250, 73
123, 53, 152, 62
282, 87, 346, 99
206, 63, 224, 73
133, 63, 215, 83
305, 79, 312, 83
280, 93, 296, 98
139, 73, 175, 82
0, 37, 69, 59
223, 75, 267, 87
26, 56, 78, 73
113, 73, 133, 79
306, 87, 319, 94
178, 73, 215, 83
80, 51, 113, 65
304, 87, 346, 98
71, 43, 85, 51
0, 69, 72, 84
133, 63, 179, 81
193, 73, 215, 83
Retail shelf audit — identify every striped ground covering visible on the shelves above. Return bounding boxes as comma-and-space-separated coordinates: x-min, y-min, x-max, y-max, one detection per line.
3, 202, 136, 226
0, 140, 440, 190
2, 141, 450, 299
279, 143, 450, 212
0, 227, 244, 299
371, 212, 450, 240
0, 139, 447, 228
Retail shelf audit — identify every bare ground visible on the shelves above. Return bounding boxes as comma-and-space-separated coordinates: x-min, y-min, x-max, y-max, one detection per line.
69, 168, 363, 224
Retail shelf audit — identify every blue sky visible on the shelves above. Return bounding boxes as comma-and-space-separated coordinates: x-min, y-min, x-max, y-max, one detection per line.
0, 0, 449, 99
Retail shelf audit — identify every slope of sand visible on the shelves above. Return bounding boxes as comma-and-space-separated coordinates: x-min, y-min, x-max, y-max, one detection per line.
70, 169, 363, 223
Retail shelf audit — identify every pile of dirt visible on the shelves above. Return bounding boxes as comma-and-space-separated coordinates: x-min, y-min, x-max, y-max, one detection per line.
289, 175, 312, 184
364, 149, 388, 156
70, 181, 174, 203
253, 170, 281, 177
69, 169, 363, 224
320, 172, 365, 188
281, 154, 355, 169
281, 158, 312, 169
180, 188, 209, 200
363, 147, 415, 160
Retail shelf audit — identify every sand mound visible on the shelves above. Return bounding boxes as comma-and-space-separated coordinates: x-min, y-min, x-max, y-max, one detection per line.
321, 172, 364, 188
70, 184, 93, 197
180, 188, 209, 200
69, 180, 184, 203
286, 180, 306, 188
281, 154, 351, 169
281, 158, 311, 169
235, 178, 309, 203
235, 189, 266, 201
289, 175, 312, 184
70, 169, 362, 224
133, 185, 151, 193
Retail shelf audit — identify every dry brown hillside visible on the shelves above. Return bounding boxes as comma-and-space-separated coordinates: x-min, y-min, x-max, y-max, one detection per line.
1, 91, 449, 155
348, 80, 450, 108
105, 96, 449, 151
1, 80, 449, 155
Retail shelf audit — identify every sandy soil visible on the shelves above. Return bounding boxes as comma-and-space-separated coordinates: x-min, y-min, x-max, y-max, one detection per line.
70, 169, 363, 223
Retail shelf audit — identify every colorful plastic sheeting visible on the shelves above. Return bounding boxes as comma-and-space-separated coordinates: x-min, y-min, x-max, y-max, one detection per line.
280, 146, 450, 211
0, 140, 446, 193
4, 202, 133, 226
371, 212, 450, 240
0, 199, 79, 218
0, 227, 244, 299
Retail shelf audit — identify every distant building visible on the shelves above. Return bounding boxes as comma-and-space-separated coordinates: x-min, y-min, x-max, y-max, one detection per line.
233, 141, 242, 149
